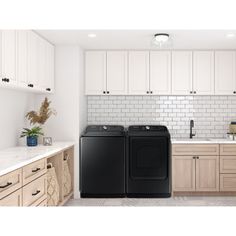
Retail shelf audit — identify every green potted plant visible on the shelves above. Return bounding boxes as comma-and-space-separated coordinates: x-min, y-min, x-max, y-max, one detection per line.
20, 126, 44, 146
20, 97, 56, 147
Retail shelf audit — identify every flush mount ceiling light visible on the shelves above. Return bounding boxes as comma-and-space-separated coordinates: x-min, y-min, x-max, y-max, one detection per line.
154, 33, 169, 43
151, 33, 172, 48
88, 33, 97, 38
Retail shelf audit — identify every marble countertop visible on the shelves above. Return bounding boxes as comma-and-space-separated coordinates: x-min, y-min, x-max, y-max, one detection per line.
0, 142, 74, 176
171, 138, 236, 144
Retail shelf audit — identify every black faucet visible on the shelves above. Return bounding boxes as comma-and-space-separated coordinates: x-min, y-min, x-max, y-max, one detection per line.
190, 120, 196, 139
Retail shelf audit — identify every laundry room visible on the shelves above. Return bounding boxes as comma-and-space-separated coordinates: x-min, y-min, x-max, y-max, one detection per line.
1, 1, 236, 235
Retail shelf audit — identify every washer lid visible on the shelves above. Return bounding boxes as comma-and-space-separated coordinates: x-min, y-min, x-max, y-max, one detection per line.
83, 125, 125, 137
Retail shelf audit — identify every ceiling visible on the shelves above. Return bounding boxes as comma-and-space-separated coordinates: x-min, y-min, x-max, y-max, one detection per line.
36, 30, 236, 49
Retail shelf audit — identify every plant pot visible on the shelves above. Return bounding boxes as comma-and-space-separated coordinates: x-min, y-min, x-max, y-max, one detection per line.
27, 136, 38, 146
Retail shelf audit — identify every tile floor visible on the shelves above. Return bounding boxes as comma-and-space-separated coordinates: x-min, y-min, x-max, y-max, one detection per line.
65, 196, 236, 206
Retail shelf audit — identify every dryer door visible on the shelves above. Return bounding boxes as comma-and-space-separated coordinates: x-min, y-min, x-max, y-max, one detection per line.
129, 136, 169, 180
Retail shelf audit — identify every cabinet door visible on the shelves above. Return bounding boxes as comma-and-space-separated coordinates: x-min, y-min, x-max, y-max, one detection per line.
193, 51, 214, 95
0, 189, 22, 206
128, 51, 149, 95
1, 30, 17, 85
17, 30, 28, 87
215, 51, 236, 95
85, 51, 106, 95
107, 51, 127, 95
196, 156, 219, 191
38, 36, 46, 91
173, 156, 195, 191
27, 31, 39, 88
150, 51, 171, 94
172, 51, 192, 95
45, 42, 54, 92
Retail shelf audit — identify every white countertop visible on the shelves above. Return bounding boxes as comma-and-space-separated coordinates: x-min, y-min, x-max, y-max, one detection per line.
171, 138, 236, 144
0, 142, 74, 176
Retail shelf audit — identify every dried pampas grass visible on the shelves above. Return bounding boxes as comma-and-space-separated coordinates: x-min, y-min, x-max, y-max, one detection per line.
26, 97, 56, 125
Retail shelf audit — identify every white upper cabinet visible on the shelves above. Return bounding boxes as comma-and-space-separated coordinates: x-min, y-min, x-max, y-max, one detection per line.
128, 51, 149, 95
193, 51, 214, 95
38, 37, 55, 93
17, 30, 28, 87
85, 51, 106, 95
44, 41, 54, 92
0, 30, 54, 93
150, 51, 171, 95
1, 30, 17, 85
215, 51, 236, 95
172, 51, 192, 95
27, 31, 39, 89
38, 36, 46, 91
38, 37, 55, 92
106, 51, 127, 95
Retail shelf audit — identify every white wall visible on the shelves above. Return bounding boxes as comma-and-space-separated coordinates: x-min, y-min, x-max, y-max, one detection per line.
36, 45, 87, 198
0, 88, 35, 149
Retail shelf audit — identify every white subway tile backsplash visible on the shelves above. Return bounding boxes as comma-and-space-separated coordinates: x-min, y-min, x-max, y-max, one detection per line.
87, 95, 236, 138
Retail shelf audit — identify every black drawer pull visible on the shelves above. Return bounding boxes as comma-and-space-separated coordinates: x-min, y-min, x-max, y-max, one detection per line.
28, 84, 34, 88
0, 182, 12, 189
46, 88, 51, 91
32, 190, 41, 196
32, 167, 41, 173
2, 78, 9, 82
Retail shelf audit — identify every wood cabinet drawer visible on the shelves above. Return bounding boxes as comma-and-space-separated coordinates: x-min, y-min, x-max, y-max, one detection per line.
0, 189, 22, 206
172, 144, 219, 156
22, 174, 47, 206
220, 144, 236, 155
23, 159, 47, 185
37, 198, 47, 207
220, 156, 236, 173
220, 174, 236, 191
0, 169, 22, 200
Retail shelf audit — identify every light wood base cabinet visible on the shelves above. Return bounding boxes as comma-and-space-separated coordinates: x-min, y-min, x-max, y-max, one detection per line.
173, 155, 219, 192
0, 189, 22, 206
220, 156, 236, 173
0, 146, 74, 206
196, 156, 219, 191
220, 174, 236, 191
0, 169, 22, 200
173, 156, 195, 191
172, 144, 236, 195
22, 174, 47, 206
172, 144, 220, 194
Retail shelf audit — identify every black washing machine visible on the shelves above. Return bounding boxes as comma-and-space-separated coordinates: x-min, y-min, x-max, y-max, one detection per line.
80, 125, 126, 198
126, 125, 171, 198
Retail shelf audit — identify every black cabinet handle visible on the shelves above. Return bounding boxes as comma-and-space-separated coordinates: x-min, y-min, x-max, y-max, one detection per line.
32, 190, 41, 196
107, 91, 110, 94
2, 78, 9, 82
28, 84, 34, 88
194, 91, 196, 94
0, 182, 12, 189
103, 91, 106, 94
234, 91, 236, 94
150, 91, 153, 94
146, 91, 149, 94
46, 88, 51, 92
190, 91, 193, 94
32, 167, 41, 173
